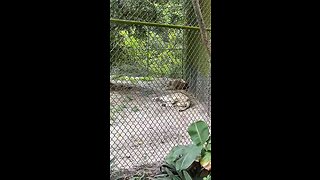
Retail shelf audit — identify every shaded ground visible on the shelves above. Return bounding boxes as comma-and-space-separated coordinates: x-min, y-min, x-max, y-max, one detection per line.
110, 78, 211, 177
110, 162, 161, 179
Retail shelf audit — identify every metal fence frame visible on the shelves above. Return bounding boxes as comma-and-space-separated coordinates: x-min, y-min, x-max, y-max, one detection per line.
110, 0, 211, 177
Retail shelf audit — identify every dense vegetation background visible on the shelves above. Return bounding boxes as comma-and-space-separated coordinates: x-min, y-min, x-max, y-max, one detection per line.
110, 0, 186, 78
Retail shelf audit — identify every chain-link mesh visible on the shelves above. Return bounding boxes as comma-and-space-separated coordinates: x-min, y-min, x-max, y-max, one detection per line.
110, 0, 211, 176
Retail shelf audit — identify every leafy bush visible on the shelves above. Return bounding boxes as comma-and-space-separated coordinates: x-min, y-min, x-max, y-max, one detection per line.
156, 120, 211, 180
110, 0, 185, 78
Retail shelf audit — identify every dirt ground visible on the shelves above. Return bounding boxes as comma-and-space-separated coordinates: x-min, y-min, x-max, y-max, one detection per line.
110, 78, 211, 177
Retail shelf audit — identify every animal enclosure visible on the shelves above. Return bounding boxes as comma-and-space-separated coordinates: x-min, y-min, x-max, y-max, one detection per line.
110, 0, 211, 177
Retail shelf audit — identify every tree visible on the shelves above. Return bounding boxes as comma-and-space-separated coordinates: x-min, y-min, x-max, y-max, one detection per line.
110, 0, 185, 78
183, 0, 211, 99
192, 0, 211, 59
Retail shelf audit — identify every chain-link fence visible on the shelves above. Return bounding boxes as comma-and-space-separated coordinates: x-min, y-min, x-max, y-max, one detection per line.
110, 0, 211, 177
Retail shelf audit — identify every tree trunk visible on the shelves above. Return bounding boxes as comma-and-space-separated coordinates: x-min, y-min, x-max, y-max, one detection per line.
184, 0, 211, 99
192, 0, 211, 59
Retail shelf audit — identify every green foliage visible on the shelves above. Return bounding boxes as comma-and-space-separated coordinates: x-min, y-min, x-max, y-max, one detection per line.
187, 121, 210, 146
157, 120, 211, 180
174, 145, 202, 171
114, 75, 154, 82
203, 175, 211, 180
110, 0, 185, 78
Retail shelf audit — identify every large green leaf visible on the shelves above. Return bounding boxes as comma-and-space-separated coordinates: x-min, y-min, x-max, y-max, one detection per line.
165, 145, 186, 165
182, 170, 193, 180
175, 144, 202, 171
176, 170, 183, 179
187, 121, 209, 146
164, 167, 181, 180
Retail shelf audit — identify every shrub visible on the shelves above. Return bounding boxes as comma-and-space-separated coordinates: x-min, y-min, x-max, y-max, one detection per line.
156, 120, 211, 180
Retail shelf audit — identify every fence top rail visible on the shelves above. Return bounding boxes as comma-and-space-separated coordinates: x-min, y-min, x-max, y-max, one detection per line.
110, 18, 211, 31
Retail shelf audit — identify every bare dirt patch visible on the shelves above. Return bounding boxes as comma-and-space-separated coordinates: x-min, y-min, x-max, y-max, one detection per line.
110, 79, 210, 175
